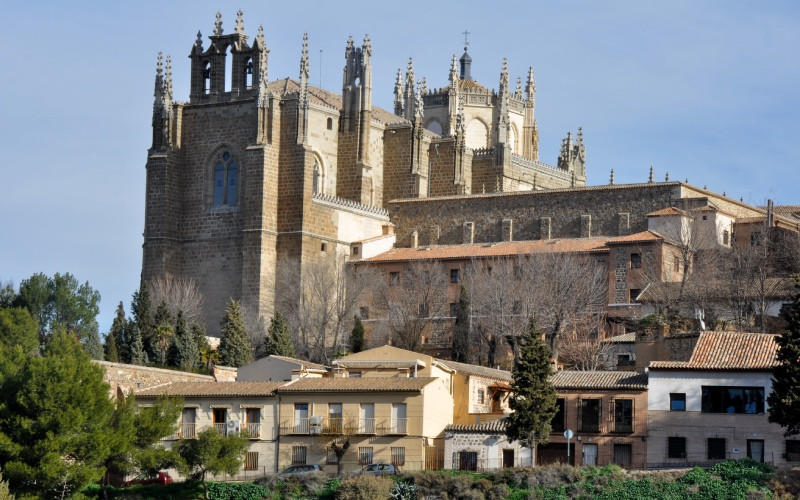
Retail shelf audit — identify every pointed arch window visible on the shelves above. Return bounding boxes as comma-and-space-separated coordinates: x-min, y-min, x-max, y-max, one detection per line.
213, 151, 239, 206
203, 61, 212, 94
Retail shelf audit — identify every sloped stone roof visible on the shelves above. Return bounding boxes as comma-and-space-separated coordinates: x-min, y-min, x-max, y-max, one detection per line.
446, 417, 508, 433
436, 359, 512, 382
135, 381, 282, 397
650, 331, 778, 371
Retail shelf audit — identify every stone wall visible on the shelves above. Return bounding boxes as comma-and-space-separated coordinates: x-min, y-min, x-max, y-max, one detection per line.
99, 361, 214, 399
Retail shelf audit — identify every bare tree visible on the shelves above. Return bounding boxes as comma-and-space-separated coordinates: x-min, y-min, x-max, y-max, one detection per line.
556, 314, 613, 371
240, 304, 269, 358
276, 252, 374, 363
373, 260, 450, 352
147, 274, 205, 326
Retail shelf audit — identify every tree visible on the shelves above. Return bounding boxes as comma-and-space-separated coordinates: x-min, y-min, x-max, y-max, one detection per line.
131, 282, 154, 360
170, 311, 200, 371
374, 259, 450, 352
177, 428, 249, 500
264, 312, 296, 357
0, 332, 123, 498
556, 315, 613, 371
768, 276, 800, 436
128, 324, 149, 366
147, 274, 205, 327
108, 301, 129, 363
104, 333, 119, 362
153, 301, 173, 366
217, 300, 252, 367
350, 316, 365, 354
505, 317, 558, 463
0, 307, 39, 354
451, 286, 471, 363
329, 435, 352, 476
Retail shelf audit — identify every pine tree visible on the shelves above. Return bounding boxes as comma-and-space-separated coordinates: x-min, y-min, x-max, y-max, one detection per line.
109, 301, 129, 363
83, 325, 104, 360
769, 276, 800, 436
264, 311, 295, 357
505, 316, 558, 456
350, 316, 365, 354
105, 333, 119, 362
452, 285, 471, 363
129, 324, 149, 366
170, 311, 200, 371
217, 300, 252, 367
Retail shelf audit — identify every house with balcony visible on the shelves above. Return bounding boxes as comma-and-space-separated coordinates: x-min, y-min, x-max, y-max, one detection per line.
437, 359, 512, 424
135, 381, 282, 475
647, 331, 790, 467
275, 376, 453, 474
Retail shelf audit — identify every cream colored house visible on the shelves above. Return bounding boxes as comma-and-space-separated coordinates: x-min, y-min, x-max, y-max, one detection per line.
437, 359, 512, 425
135, 381, 282, 476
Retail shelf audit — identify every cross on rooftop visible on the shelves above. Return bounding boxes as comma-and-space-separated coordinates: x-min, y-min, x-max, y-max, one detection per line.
462, 30, 471, 51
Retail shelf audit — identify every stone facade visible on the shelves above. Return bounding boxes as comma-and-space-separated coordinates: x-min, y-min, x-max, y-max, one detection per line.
98, 361, 215, 398
142, 11, 588, 336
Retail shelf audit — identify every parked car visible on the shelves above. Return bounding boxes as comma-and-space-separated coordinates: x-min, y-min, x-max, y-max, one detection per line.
121, 471, 173, 487
278, 464, 325, 477
355, 463, 401, 476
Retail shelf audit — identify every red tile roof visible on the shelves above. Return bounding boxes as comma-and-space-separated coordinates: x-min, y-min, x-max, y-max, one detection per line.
436, 359, 512, 382
551, 370, 648, 390
649, 331, 778, 371
647, 207, 689, 217
605, 231, 664, 245
135, 381, 282, 397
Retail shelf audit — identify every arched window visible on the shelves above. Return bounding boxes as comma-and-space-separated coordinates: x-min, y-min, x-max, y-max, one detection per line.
327, 118, 333, 130
313, 163, 320, 194
203, 61, 212, 94
212, 150, 239, 206
244, 58, 254, 88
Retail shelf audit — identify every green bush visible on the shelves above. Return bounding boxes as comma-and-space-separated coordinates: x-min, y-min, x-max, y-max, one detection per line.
206, 481, 271, 500
710, 458, 774, 485
390, 480, 418, 500
335, 475, 393, 500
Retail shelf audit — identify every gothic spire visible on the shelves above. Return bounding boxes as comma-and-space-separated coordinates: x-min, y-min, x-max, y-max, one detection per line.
165, 55, 173, 101
404, 58, 416, 121
393, 68, 404, 116
257, 26, 270, 108
235, 9, 245, 35
515, 77, 522, 99
194, 31, 204, 53
345, 36, 354, 59
213, 11, 223, 36
299, 33, 309, 109
449, 54, 459, 85
362, 34, 372, 57
499, 58, 509, 92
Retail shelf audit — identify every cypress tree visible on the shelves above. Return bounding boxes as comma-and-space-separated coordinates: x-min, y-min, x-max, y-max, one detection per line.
769, 276, 800, 436
505, 316, 558, 455
217, 300, 252, 367
452, 285, 471, 363
263, 311, 295, 357
131, 283, 154, 361
170, 311, 200, 371
129, 324, 149, 366
350, 316, 365, 354
104, 333, 119, 362
109, 301, 129, 363
153, 301, 173, 366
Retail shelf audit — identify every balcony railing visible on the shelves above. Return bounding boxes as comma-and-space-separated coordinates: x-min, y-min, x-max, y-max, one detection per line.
387, 418, 407, 435
214, 423, 227, 436
280, 417, 387, 436
323, 417, 344, 434
162, 422, 197, 441
357, 418, 376, 435
241, 422, 261, 439
293, 418, 309, 434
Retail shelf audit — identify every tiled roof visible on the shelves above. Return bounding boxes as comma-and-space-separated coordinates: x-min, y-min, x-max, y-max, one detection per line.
736, 216, 768, 224
603, 333, 636, 344
331, 360, 425, 369
551, 370, 648, 390
650, 331, 778, 371
767, 205, 800, 217
638, 278, 793, 303
357, 238, 610, 263
605, 231, 664, 245
270, 355, 328, 371
135, 381, 282, 397
647, 207, 689, 217
277, 377, 438, 393
266, 78, 407, 126
436, 359, 512, 382
458, 79, 491, 93
446, 417, 508, 433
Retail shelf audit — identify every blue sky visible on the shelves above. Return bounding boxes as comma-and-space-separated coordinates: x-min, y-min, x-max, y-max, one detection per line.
2, 1, 799, 333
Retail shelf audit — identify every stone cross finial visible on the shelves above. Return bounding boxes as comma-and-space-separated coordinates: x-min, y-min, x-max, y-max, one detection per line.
610, 169, 615, 185
649, 166, 654, 183
345, 36, 354, 58
235, 9, 244, 35
393, 68, 404, 115
665, 171, 669, 181
214, 11, 223, 36
195, 31, 203, 50
362, 34, 372, 56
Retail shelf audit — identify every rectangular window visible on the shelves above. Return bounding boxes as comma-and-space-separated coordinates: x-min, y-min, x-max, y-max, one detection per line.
551, 398, 566, 433
580, 399, 601, 433
458, 451, 478, 471
668, 437, 686, 459
321, 242, 328, 252
328, 403, 343, 433
512, 300, 522, 315
629, 289, 641, 303
292, 446, 307, 464
244, 451, 259, 470
349, 371, 362, 378
359, 307, 369, 320
630, 253, 642, 269
450, 268, 460, 283
418, 302, 429, 318
614, 399, 633, 433
181, 407, 197, 439
389, 272, 400, 286
708, 438, 726, 460
670, 393, 686, 411
392, 404, 407, 434
391, 447, 406, 466
351, 245, 358, 255
477, 389, 485, 405
723, 230, 729, 245
450, 303, 459, 317
747, 439, 764, 462
327, 447, 338, 465
701, 386, 764, 414
358, 447, 374, 465
674, 256, 680, 272
786, 440, 800, 461
294, 403, 309, 433
613, 444, 632, 466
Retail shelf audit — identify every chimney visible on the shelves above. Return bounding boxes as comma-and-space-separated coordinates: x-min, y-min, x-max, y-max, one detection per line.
502, 219, 514, 242
539, 217, 551, 240
463, 221, 475, 244
411, 231, 419, 249
580, 214, 592, 238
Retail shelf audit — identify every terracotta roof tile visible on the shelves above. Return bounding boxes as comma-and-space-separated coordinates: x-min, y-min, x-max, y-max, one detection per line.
277, 377, 438, 393
270, 355, 328, 371
603, 333, 636, 344
647, 207, 689, 217
605, 231, 664, 245
650, 331, 778, 370
435, 359, 512, 382
332, 360, 425, 369
135, 381, 282, 397
446, 417, 508, 433
551, 370, 648, 390
356, 238, 610, 263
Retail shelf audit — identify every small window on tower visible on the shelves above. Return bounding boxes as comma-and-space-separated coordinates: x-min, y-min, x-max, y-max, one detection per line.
327, 118, 333, 130
321, 242, 327, 252
630, 253, 642, 269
